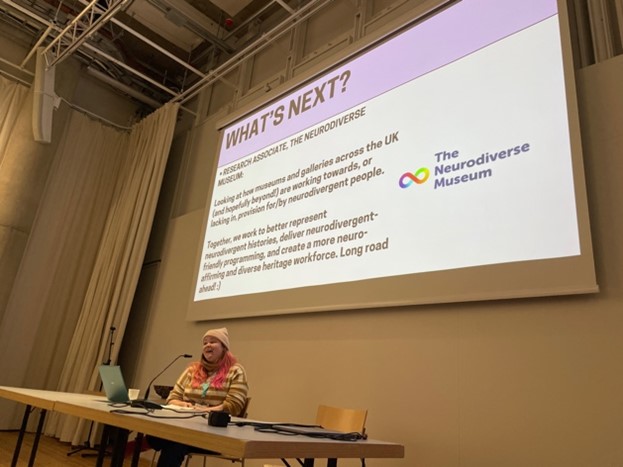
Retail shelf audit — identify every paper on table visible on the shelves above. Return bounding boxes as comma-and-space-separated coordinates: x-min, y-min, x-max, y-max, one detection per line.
161, 404, 209, 414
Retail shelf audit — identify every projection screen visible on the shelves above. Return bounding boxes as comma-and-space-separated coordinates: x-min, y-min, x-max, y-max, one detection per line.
187, 0, 598, 321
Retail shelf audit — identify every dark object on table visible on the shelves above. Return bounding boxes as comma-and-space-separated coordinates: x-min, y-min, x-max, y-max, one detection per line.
153, 385, 174, 399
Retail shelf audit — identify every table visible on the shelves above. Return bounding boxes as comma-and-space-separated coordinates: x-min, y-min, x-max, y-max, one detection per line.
0, 386, 404, 466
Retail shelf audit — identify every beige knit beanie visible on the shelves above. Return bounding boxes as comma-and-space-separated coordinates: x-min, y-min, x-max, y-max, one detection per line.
203, 327, 230, 349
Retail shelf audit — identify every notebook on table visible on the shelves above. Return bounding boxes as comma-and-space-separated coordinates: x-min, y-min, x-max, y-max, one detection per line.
98, 365, 131, 403
98, 364, 162, 409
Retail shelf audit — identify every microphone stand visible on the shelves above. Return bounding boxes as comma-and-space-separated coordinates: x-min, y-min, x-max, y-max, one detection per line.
67, 326, 116, 458
130, 353, 192, 409
130, 353, 192, 467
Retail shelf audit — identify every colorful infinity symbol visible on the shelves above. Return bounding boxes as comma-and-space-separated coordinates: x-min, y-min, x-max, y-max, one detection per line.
399, 167, 430, 188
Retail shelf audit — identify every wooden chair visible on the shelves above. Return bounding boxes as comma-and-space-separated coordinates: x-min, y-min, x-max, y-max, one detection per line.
264, 404, 368, 467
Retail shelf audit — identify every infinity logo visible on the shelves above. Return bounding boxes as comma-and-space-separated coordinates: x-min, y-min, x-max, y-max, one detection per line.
399, 167, 430, 188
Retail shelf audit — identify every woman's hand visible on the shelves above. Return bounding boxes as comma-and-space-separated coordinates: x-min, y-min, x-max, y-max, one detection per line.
183, 404, 221, 412
192, 404, 212, 412
168, 400, 223, 412
168, 399, 194, 408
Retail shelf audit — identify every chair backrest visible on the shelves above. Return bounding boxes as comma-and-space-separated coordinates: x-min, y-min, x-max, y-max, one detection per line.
315, 404, 367, 434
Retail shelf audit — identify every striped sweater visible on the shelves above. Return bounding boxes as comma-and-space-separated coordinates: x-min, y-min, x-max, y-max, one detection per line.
166, 362, 248, 416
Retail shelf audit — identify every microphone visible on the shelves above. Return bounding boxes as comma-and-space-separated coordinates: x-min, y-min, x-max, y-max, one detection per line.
131, 353, 192, 409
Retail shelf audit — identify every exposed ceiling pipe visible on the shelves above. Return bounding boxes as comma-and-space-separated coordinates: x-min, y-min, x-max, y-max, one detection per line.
0, 55, 34, 85
20, 24, 53, 68
147, 0, 235, 54
86, 66, 161, 107
274, 0, 294, 15
75, 0, 206, 77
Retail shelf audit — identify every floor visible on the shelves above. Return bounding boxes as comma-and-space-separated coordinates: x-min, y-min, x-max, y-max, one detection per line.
0, 429, 153, 466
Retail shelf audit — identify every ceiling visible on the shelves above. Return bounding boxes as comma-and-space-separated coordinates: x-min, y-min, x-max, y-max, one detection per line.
0, 0, 321, 108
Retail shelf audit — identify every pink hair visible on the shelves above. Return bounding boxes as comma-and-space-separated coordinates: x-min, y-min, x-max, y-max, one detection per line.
191, 351, 237, 390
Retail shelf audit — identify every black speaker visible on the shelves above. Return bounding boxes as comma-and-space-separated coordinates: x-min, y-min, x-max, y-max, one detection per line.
207, 411, 231, 427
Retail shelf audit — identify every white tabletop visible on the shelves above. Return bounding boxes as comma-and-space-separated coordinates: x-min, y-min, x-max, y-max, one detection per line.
0, 385, 404, 460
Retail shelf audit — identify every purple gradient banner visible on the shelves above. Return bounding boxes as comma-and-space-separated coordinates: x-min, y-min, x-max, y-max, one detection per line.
218, 0, 557, 167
